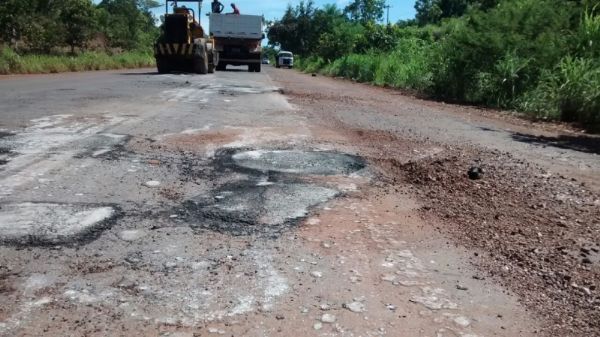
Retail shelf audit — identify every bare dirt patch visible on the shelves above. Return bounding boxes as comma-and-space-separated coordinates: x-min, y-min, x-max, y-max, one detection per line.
395, 147, 600, 336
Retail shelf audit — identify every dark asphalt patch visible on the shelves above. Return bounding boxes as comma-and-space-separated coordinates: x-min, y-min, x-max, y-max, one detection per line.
179, 180, 337, 236
173, 148, 364, 236
0, 132, 15, 157
0, 132, 14, 139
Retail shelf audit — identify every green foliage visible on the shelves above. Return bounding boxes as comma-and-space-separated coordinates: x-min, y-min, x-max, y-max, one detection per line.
576, 5, 600, 57
317, 22, 365, 60
273, 0, 600, 131
297, 38, 433, 91
415, 0, 500, 25
344, 0, 386, 24
430, 0, 576, 102
97, 0, 159, 50
0, 46, 154, 74
267, 1, 320, 55
0, 47, 23, 74
0, 0, 159, 53
520, 57, 600, 129
61, 0, 97, 53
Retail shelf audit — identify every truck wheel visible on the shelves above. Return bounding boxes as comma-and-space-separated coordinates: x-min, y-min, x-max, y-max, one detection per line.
248, 64, 255, 72
193, 44, 208, 74
194, 55, 208, 74
156, 58, 170, 74
255, 63, 261, 72
208, 63, 215, 73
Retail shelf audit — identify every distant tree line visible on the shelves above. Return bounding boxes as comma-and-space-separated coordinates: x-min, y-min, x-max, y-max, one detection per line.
0, 0, 160, 54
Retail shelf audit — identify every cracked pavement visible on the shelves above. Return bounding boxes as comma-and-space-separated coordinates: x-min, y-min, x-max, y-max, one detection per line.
0, 67, 597, 336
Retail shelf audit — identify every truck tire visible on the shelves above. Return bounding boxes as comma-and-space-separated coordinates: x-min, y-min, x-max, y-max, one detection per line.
193, 43, 208, 74
194, 56, 208, 74
208, 51, 217, 73
255, 63, 261, 72
156, 58, 170, 74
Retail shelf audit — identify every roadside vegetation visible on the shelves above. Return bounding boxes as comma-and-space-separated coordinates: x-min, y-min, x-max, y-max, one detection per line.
0, 0, 159, 75
268, 0, 600, 132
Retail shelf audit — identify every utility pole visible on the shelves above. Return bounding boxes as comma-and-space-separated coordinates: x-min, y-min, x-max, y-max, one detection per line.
384, 3, 391, 25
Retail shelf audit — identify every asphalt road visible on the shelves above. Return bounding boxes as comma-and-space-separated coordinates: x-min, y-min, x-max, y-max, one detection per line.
0, 67, 597, 336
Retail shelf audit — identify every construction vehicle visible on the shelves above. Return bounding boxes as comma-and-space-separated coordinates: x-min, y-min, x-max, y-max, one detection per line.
154, 1, 216, 74
209, 13, 264, 72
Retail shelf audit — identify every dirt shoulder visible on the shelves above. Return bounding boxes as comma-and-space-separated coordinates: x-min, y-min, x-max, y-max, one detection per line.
268, 67, 600, 336
270, 68, 600, 193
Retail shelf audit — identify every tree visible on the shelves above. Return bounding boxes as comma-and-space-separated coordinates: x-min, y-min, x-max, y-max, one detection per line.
60, 0, 96, 53
415, 0, 500, 25
267, 1, 319, 55
344, 0, 385, 24
0, 0, 64, 51
0, 0, 31, 48
97, 0, 159, 50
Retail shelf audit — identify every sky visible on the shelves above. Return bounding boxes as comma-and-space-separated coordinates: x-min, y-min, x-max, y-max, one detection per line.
146, 1, 417, 29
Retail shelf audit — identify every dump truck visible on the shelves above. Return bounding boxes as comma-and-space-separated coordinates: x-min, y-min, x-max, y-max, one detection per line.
154, 1, 216, 74
209, 13, 264, 72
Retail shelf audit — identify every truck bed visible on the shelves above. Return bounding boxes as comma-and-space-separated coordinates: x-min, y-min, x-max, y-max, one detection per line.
209, 14, 263, 40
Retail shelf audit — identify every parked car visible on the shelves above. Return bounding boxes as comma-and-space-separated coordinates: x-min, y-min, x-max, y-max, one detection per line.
262, 57, 270, 64
276, 51, 293, 68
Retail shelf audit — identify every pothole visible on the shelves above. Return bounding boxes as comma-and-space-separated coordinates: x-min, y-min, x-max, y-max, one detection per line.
231, 150, 365, 175
180, 181, 338, 236
174, 148, 367, 236
0, 202, 119, 246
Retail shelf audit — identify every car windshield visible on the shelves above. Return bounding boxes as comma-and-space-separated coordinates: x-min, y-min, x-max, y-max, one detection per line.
279, 52, 292, 57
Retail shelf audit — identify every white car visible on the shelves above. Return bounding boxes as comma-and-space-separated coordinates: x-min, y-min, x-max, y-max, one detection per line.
276, 51, 294, 68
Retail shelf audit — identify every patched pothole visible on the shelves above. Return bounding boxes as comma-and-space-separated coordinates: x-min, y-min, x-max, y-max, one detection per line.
181, 181, 338, 236
231, 150, 365, 175
175, 149, 367, 236
0, 203, 120, 245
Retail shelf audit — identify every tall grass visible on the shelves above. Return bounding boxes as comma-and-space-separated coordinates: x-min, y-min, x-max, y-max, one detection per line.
298, 38, 433, 91
0, 47, 155, 75
520, 57, 600, 130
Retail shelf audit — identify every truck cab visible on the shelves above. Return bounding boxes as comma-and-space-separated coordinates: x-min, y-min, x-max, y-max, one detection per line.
276, 51, 294, 69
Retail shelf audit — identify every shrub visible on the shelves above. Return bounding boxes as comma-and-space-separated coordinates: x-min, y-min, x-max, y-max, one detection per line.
0, 47, 22, 74
432, 0, 576, 102
520, 57, 600, 129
